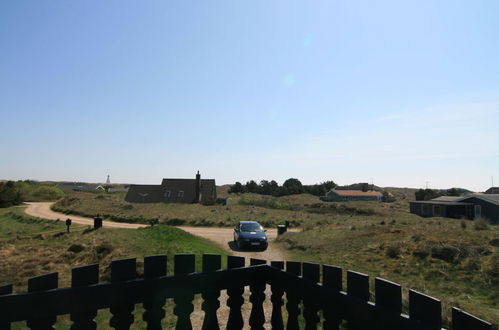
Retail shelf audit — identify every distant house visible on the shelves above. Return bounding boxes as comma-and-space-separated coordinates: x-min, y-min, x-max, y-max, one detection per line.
125, 172, 217, 204
321, 184, 382, 202
57, 182, 99, 191
485, 187, 499, 194
409, 192, 499, 224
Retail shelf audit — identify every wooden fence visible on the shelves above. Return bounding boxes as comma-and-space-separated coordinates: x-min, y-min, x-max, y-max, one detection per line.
0, 254, 493, 329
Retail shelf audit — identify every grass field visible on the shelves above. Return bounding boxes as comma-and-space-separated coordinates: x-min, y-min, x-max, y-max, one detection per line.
0, 206, 229, 328
51, 187, 417, 228
277, 215, 499, 327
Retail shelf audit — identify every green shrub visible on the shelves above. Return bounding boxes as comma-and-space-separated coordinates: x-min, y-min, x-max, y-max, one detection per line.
0, 181, 23, 207
386, 245, 401, 258
32, 186, 64, 201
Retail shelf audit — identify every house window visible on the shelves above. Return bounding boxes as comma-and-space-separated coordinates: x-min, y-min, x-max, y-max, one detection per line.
164, 191, 171, 198
177, 191, 184, 198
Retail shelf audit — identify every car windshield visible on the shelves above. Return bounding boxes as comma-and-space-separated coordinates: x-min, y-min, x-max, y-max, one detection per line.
240, 223, 263, 232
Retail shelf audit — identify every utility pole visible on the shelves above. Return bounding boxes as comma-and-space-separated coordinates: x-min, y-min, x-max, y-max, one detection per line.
425, 181, 429, 189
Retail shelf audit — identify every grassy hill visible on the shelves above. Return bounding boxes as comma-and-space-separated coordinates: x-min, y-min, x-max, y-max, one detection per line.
0, 206, 229, 328
277, 215, 499, 327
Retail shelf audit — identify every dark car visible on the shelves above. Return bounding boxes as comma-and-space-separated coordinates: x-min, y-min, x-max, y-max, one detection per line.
233, 221, 268, 251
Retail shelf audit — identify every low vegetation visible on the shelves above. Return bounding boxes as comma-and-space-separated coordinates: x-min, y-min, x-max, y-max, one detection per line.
277, 216, 499, 327
0, 206, 228, 328
0, 180, 65, 207
52, 187, 414, 228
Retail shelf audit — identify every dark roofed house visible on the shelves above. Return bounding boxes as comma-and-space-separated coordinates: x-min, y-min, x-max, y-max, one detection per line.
409, 190, 499, 224
485, 187, 499, 194
125, 172, 217, 204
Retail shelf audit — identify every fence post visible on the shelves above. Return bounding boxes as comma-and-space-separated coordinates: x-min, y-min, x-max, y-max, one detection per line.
201, 254, 222, 330
249, 259, 267, 330
70, 264, 99, 330
346, 270, 370, 330
27, 272, 58, 330
226, 256, 245, 330
143, 255, 167, 330
374, 278, 402, 330
0, 284, 13, 330
173, 254, 195, 330
109, 258, 137, 330
322, 265, 342, 330
452, 307, 492, 330
270, 261, 285, 330
285, 261, 302, 330
409, 290, 441, 330
302, 262, 321, 330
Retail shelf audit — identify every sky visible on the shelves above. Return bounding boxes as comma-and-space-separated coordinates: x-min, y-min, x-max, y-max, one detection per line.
1, 1, 498, 192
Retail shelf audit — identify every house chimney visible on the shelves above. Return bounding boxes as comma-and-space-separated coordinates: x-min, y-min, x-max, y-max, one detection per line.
194, 171, 201, 203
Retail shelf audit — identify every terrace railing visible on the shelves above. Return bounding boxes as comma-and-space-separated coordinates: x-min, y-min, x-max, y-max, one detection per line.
0, 254, 493, 329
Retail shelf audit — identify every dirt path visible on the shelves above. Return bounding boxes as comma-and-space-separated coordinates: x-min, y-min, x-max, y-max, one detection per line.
24, 202, 291, 262
24, 202, 149, 229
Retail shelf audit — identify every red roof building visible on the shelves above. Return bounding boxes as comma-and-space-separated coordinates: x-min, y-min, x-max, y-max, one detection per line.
321, 188, 382, 201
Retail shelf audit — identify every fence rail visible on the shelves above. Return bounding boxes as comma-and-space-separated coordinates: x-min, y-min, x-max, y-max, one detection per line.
0, 254, 493, 329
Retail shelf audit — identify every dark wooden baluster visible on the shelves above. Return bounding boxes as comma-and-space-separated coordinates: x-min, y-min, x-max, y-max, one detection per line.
285, 261, 302, 330
452, 307, 493, 330
27, 273, 58, 330
302, 262, 320, 330
201, 254, 222, 330
0, 284, 13, 330
226, 256, 245, 330
346, 270, 370, 330
374, 278, 401, 330
322, 265, 342, 330
270, 261, 285, 330
249, 259, 266, 330
173, 254, 195, 330
143, 255, 167, 330
408, 290, 441, 330
109, 258, 137, 330
70, 264, 99, 330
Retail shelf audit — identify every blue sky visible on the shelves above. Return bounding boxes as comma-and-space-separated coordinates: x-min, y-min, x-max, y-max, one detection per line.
1, 1, 498, 191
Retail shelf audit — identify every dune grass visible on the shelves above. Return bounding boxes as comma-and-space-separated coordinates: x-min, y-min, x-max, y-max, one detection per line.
277, 216, 499, 327
51, 188, 414, 228
0, 206, 229, 329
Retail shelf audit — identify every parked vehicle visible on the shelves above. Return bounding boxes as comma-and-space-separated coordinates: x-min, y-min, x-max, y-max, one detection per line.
233, 221, 268, 251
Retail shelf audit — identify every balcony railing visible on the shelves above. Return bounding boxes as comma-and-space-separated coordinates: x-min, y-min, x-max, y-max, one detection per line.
0, 254, 493, 329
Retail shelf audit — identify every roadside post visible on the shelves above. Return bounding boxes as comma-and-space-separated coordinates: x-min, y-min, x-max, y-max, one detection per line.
65, 218, 72, 233
277, 224, 287, 236
94, 216, 103, 229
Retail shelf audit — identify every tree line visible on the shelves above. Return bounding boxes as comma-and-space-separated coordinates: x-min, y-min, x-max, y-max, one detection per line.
228, 178, 337, 197
414, 187, 468, 201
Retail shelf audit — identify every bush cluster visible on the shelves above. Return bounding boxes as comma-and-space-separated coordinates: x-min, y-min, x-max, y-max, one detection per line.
0, 181, 23, 207
228, 178, 337, 197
